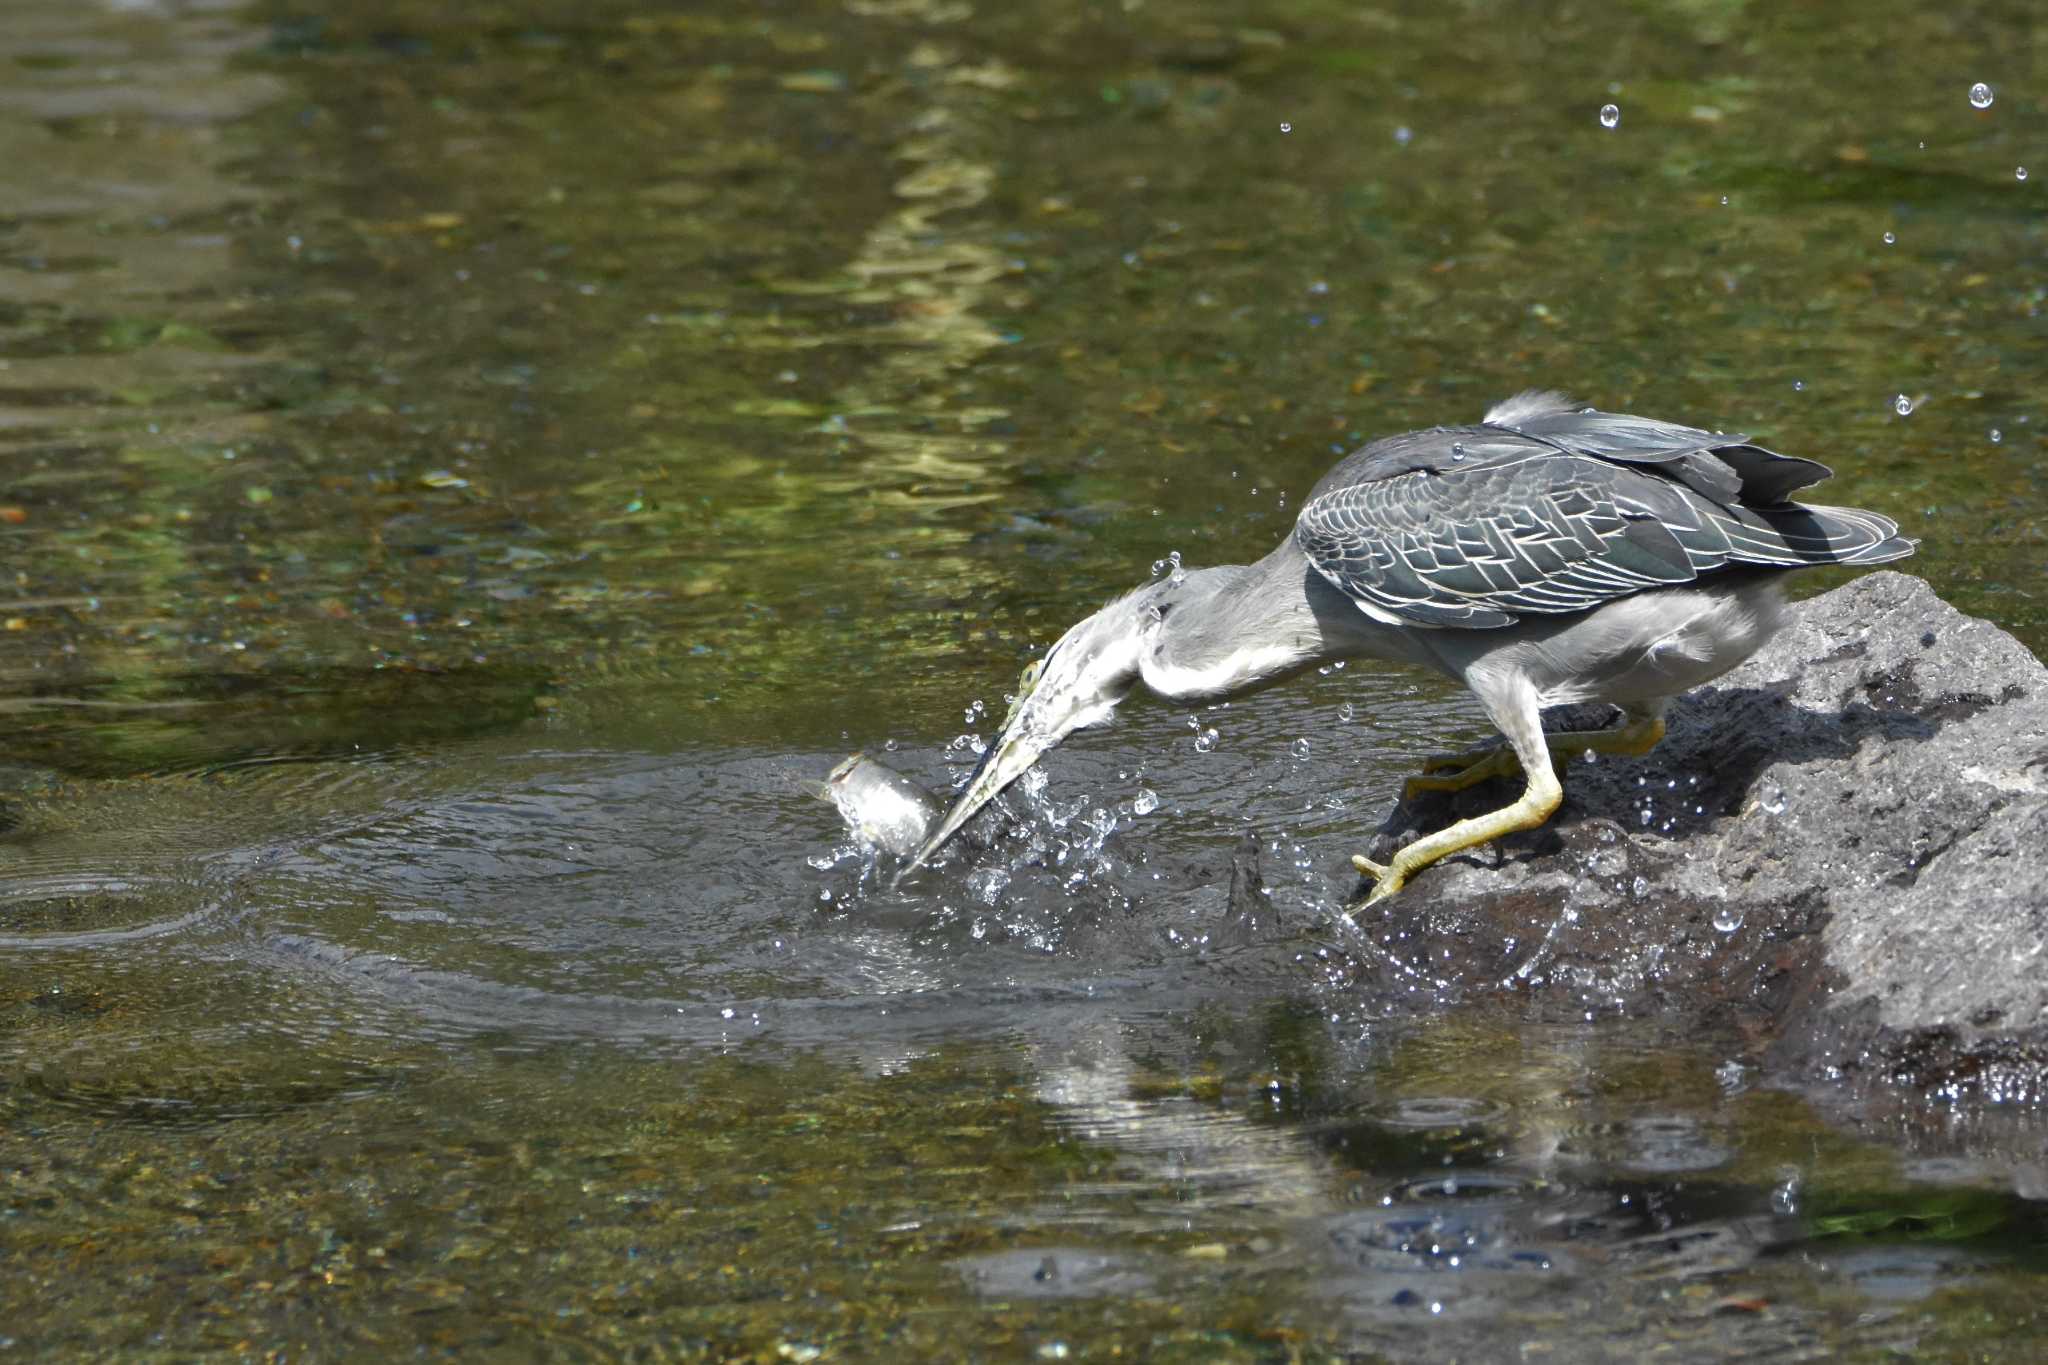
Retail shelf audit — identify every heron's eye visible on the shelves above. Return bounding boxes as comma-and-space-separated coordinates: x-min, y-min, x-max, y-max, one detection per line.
1017, 659, 1044, 694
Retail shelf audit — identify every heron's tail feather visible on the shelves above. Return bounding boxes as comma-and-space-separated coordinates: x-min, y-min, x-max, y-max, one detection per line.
1750, 501, 1915, 565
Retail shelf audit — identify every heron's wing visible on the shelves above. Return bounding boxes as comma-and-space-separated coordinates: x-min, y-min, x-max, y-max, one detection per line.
1295, 432, 1902, 630
1492, 407, 1834, 505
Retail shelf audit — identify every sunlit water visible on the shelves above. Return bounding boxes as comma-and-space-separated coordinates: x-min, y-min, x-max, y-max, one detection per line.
0, 0, 2043, 1356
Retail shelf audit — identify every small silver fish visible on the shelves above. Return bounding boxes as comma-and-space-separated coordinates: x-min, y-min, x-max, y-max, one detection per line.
814, 753, 942, 858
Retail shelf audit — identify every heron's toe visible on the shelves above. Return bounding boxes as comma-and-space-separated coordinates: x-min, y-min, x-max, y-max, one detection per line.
1402, 771, 1463, 800
1351, 853, 1407, 898
1342, 854, 1404, 918
1363, 877, 1406, 905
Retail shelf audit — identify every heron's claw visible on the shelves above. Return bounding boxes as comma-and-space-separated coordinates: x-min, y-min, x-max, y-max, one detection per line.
1349, 853, 1406, 909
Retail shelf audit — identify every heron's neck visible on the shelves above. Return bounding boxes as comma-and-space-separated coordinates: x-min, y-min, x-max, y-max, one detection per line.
1137, 546, 1332, 702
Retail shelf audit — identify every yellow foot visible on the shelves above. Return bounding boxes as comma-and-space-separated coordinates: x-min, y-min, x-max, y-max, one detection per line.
1348, 853, 1406, 909
1419, 743, 1510, 775
1403, 747, 1520, 799
1404, 713, 1668, 798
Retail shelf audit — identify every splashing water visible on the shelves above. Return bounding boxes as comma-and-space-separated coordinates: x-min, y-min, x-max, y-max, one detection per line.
1194, 727, 1220, 754
1131, 788, 1159, 816
1291, 738, 1311, 760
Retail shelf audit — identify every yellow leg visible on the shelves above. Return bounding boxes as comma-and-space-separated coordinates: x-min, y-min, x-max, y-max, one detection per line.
1352, 761, 1564, 910
1405, 709, 1666, 799
1348, 688, 1631, 910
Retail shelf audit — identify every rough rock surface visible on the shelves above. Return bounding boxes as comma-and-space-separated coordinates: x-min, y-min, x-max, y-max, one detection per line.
1338, 572, 2047, 1095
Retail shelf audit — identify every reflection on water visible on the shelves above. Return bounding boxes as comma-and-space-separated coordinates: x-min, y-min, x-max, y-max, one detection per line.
0, 0, 2044, 1355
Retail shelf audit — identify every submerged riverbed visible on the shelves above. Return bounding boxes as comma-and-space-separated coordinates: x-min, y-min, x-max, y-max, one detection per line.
1, 0, 2043, 1357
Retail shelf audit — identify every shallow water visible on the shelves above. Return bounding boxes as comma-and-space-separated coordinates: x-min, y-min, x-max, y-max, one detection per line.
1, 0, 2044, 1356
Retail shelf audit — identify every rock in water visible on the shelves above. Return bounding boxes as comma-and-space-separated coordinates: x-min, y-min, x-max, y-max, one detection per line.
1344, 572, 2048, 1100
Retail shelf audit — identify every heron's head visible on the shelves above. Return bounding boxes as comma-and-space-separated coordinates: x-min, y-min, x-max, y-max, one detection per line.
905, 586, 1166, 870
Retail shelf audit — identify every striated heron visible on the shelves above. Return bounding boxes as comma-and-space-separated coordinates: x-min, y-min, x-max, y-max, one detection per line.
905, 391, 1913, 904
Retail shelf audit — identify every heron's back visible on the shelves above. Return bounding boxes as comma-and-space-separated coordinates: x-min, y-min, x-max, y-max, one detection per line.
1296, 392, 1912, 631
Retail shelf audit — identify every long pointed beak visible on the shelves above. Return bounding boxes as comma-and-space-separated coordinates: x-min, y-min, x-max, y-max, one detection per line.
900, 722, 1048, 874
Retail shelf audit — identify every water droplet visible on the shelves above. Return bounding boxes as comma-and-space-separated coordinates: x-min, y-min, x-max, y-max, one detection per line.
964, 698, 986, 725
1279, 121, 1293, 133
1151, 558, 1167, 577
1599, 103, 1621, 129
1793, 379, 1805, 391
1882, 230, 1896, 245
1393, 125, 1413, 146
883, 738, 899, 751
1892, 393, 1914, 416
1713, 905, 1745, 933
1639, 807, 1653, 827
1132, 788, 1159, 816
1337, 702, 1355, 722
1969, 81, 1994, 110
1194, 727, 1219, 753
1990, 428, 2003, 444
1582, 748, 1596, 763
1771, 1169, 1800, 1215
1291, 737, 1311, 760
2019, 166, 2030, 182
1168, 550, 1187, 586
1719, 195, 1729, 206
1631, 875, 1649, 899
1760, 784, 1786, 816
1450, 442, 1465, 462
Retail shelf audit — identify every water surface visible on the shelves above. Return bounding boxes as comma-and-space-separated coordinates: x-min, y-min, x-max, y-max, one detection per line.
1, 0, 2043, 1357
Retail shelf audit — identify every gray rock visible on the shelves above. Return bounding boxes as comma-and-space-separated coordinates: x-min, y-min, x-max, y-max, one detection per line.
1342, 572, 2047, 1093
